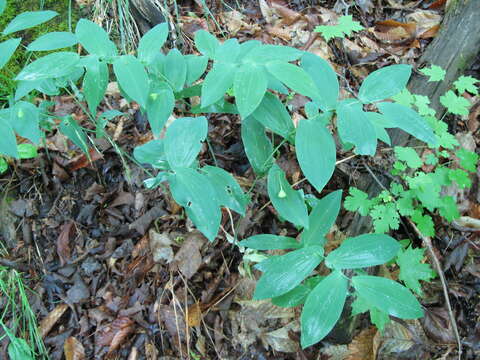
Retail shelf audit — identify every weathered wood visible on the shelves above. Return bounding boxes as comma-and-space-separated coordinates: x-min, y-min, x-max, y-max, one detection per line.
130, 0, 166, 33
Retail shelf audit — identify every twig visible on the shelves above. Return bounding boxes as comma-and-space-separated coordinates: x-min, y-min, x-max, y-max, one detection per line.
407, 219, 462, 360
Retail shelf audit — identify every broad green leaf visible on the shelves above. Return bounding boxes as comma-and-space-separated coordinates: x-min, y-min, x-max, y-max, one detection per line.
164, 117, 208, 169
0, 158, 7, 173
2, 10, 57, 35
352, 275, 423, 319
326, 234, 400, 269
234, 64, 268, 118
9, 101, 41, 144
365, 111, 392, 145
96, 110, 123, 138
351, 295, 391, 332
138, 22, 168, 64
358, 65, 412, 103
267, 73, 289, 94
202, 165, 249, 215
397, 246, 435, 295
296, 118, 336, 192
15, 79, 59, 100
7, 336, 34, 360
214, 38, 241, 63
252, 92, 294, 140
0, 117, 18, 158
113, 55, 149, 109
17, 144, 37, 159
0, 0, 5, 16
75, 19, 117, 57
237, 40, 262, 61
266, 61, 319, 100
301, 190, 342, 246
241, 116, 273, 175
133, 139, 168, 169
272, 284, 311, 308
82, 55, 108, 116
194, 30, 220, 58
242, 44, 303, 63
15, 52, 80, 81
0, 38, 21, 70
268, 164, 309, 228
185, 55, 208, 85
253, 246, 324, 299
337, 99, 377, 155
165, 49, 186, 92
301, 270, 348, 348
201, 62, 236, 107
27, 32, 77, 51
377, 102, 437, 145
239, 234, 300, 250
169, 167, 221, 241
59, 116, 89, 153
300, 52, 338, 111
146, 82, 175, 137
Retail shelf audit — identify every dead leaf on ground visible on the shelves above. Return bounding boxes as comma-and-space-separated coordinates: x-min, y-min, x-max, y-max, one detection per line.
64, 336, 86, 360
57, 221, 75, 266
149, 229, 174, 264
422, 307, 456, 344
187, 302, 202, 327
373, 320, 424, 359
261, 320, 300, 353
67, 148, 104, 172
347, 326, 376, 360
40, 303, 69, 338
171, 232, 206, 279
96, 317, 135, 353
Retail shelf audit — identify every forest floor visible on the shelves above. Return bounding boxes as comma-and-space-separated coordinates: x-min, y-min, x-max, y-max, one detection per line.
0, 0, 479, 359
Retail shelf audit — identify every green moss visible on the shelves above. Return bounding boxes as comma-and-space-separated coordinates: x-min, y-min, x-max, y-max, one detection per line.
0, 0, 80, 101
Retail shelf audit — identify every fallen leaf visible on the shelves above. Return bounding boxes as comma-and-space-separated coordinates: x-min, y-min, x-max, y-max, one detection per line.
67, 148, 104, 171
57, 221, 75, 266
64, 336, 85, 360
347, 326, 376, 360
171, 232, 206, 279
96, 317, 134, 351
422, 307, 456, 344
187, 302, 202, 327
40, 303, 69, 338
149, 229, 174, 264
261, 320, 300, 353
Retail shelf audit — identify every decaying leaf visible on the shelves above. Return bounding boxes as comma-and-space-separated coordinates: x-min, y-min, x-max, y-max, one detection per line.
40, 303, 69, 338
347, 326, 376, 360
57, 221, 75, 266
96, 317, 135, 353
187, 302, 202, 327
64, 336, 85, 360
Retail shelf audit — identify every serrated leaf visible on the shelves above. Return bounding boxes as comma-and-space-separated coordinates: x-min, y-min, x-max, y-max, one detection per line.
169, 167, 221, 241
296, 118, 337, 191
239, 234, 300, 250
301, 190, 342, 246
453, 75, 478, 95
202, 165, 249, 215
371, 203, 400, 233
438, 196, 460, 222
82, 55, 108, 116
59, 116, 89, 153
113, 55, 149, 109
352, 275, 423, 319
268, 164, 309, 228
266, 61, 319, 100
146, 82, 174, 137
0, 38, 21, 70
411, 210, 435, 237
338, 15, 364, 35
241, 116, 273, 175
397, 246, 435, 295
344, 187, 373, 216
15, 52, 80, 81
439, 90, 470, 116
337, 99, 377, 155
301, 270, 348, 348
326, 234, 400, 269
75, 19, 117, 57
378, 102, 438, 146
314, 24, 345, 41
165, 49, 186, 92
359, 65, 412, 103
448, 168, 471, 188
3, 10, 57, 35
9, 101, 41, 144
419, 65, 445, 82
201, 62, 236, 107
253, 246, 324, 300
351, 295, 390, 331
456, 148, 479, 172
394, 146, 422, 169
194, 30, 220, 58
252, 92, 294, 140
185, 55, 208, 85
27, 32, 77, 51
138, 22, 168, 64
133, 139, 168, 169
234, 64, 268, 118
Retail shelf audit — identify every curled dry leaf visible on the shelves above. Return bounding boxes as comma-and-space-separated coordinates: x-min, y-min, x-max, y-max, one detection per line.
346, 326, 376, 360
40, 303, 69, 338
97, 317, 135, 353
57, 221, 75, 266
64, 336, 85, 360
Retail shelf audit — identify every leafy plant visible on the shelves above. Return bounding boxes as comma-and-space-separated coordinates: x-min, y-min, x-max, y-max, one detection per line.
314, 15, 364, 41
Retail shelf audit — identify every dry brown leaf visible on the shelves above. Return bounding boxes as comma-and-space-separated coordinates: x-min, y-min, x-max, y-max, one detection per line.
67, 148, 104, 172
406, 10, 442, 36
64, 336, 85, 360
187, 302, 202, 327
347, 326, 376, 360
97, 317, 135, 352
57, 221, 75, 266
40, 303, 69, 338
270, 1, 302, 25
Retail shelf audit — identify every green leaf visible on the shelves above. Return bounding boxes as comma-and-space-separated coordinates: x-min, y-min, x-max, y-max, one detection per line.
164, 49, 186, 92
0, 0, 6, 16
301, 270, 348, 348
214, 38, 241, 63
253, 246, 324, 300
241, 116, 273, 175
411, 211, 435, 237
201, 62, 236, 107
301, 190, 342, 246
359, 65, 412, 103
164, 117, 208, 169
439, 90, 470, 116
82, 55, 108, 116
239, 234, 301, 250
453, 75, 478, 95
296, 119, 336, 192
448, 168, 471, 188
113, 55, 149, 109
300, 52, 339, 111
75, 19, 117, 57
195, 30, 220, 58
242, 44, 303, 63
352, 275, 423, 319
169, 167, 221, 241
0, 158, 7, 174
272, 284, 311, 308
7, 336, 34, 360
96, 110, 123, 138
338, 15, 364, 36
146, 82, 174, 137
351, 295, 390, 332
344, 187, 374, 216
27, 32, 77, 51
133, 139, 168, 169
202, 165, 249, 215
0, 38, 21, 70
9, 101, 41, 144
397, 246, 435, 295
365, 112, 392, 145
419, 65, 446, 82
15, 52, 80, 81
252, 92, 294, 140
268, 164, 309, 228
138, 22, 168, 64
0, 117, 18, 158
377, 102, 437, 146
314, 25, 344, 41
266, 61, 319, 100
326, 234, 400, 269
17, 143, 37, 159
337, 99, 377, 155
185, 55, 208, 85
394, 146, 422, 169
2, 10, 57, 35
456, 148, 479, 172
59, 116, 89, 153
371, 203, 400, 233
234, 64, 268, 118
